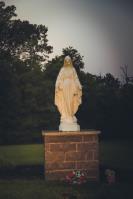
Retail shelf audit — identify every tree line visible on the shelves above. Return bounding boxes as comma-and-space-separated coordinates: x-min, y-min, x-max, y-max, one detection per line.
0, 2, 133, 144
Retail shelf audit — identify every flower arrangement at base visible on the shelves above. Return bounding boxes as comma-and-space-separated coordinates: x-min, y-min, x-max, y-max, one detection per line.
105, 169, 116, 184
65, 170, 87, 185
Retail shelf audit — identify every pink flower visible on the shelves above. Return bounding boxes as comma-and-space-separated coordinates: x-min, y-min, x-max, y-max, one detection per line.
105, 169, 116, 184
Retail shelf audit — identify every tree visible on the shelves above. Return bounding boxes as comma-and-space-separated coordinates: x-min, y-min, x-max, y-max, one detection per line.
0, 1, 53, 143
120, 64, 133, 85
0, 1, 52, 63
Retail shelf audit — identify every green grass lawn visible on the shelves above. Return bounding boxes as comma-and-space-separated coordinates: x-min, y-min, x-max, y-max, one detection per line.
0, 140, 132, 199
0, 144, 44, 167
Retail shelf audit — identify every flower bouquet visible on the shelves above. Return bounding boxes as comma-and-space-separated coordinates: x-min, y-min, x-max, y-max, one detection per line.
65, 170, 87, 185
105, 169, 116, 184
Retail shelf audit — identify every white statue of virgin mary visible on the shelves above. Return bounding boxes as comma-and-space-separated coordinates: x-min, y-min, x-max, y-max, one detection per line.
55, 55, 82, 131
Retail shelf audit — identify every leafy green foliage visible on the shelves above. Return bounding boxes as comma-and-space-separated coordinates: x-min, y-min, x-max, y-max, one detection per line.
0, 1, 52, 62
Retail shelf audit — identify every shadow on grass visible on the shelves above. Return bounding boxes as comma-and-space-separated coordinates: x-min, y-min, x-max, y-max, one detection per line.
0, 164, 132, 183
0, 165, 44, 179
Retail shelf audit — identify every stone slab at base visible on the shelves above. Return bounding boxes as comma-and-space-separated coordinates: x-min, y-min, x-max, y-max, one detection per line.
59, 122, 80, 131
42, 130, 101, 181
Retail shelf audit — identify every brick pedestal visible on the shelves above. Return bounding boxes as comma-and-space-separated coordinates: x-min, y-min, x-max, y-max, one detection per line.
42, 130, 101, 181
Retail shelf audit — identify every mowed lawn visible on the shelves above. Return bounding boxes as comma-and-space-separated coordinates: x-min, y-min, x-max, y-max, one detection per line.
0, 140, 132, 199
0, 144, 44, 167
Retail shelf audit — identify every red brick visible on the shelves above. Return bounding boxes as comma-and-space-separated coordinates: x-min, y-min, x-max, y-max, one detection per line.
93, 151, 99, 160
45, 152, 65, 162
76, 161, 98, 170
77, 143, 97, 151
50, 143, 76, 152
65, 151, 86, 161
82, 135, 98, 142
46, 161, 76, 170
45, 135, 82, 143
45, 143, 50, 152
43, 131, 100, 182
85, 151, 93, 160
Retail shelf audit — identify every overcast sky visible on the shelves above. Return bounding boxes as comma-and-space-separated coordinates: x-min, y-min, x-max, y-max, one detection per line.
4, 0, 133, 78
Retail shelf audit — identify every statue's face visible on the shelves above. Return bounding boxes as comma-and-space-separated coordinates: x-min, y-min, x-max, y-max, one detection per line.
64, 56, 72, 67
65, 59, 71, 65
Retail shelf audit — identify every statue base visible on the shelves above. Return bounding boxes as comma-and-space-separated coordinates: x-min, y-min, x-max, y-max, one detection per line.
42, 130, 101, 181
59, 122, 80, 131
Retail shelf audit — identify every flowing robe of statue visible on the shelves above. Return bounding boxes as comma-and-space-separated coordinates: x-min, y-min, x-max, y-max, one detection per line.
55, 56, 82, 131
